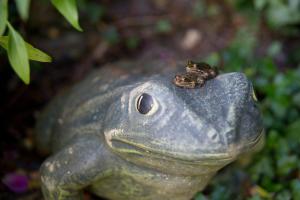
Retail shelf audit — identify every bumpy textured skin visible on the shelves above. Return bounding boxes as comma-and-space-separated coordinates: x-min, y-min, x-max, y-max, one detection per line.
35, 60, 264, 200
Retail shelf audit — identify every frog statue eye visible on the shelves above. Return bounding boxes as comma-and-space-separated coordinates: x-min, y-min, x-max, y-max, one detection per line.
136, 93, 154, 115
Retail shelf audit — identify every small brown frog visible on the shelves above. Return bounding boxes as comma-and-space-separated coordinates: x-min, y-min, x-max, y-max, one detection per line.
173, 73, 205, 89
186, 60, 218, 79
174, 60, 218, 89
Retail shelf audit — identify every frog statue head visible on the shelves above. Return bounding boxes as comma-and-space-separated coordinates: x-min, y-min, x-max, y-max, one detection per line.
103, 72, 264, 176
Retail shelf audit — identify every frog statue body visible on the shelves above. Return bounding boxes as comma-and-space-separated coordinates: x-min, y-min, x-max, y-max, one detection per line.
35, 60, 264, 200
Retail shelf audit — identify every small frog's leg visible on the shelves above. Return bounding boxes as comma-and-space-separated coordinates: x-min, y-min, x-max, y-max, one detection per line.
40, 135, 108, 200
211, 67, 219, 76
196, 77, 205, 87
173, 76, 196, 88
178, 82, 196, 89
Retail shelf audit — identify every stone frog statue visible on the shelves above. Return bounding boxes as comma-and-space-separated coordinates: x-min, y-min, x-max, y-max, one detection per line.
35, 60, 264, 200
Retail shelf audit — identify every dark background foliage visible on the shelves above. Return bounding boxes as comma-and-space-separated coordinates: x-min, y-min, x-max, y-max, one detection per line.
0, 0, 300, 199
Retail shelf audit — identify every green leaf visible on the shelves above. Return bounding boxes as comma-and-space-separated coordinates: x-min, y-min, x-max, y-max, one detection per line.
24, 42, 52, 62
155, 19, 172, 33
291, 180, 300, 199
0, 36, 52, 62
7, 23, 30, 84
247, 194, 263, 200
276, 155, 298, 176
51, 0, 82, 31
85, 3, 105, 23
193, 0, 206, 16
126, 36, 140, 49
0, 0, 8, 35
210, 186, 231, 200
289, 0, 300, 10
194, 193, 208, 200
250, 157, 274, 181
266, 4, 300, 28
15, 0, 31, 21
254, 0, 268, 10
205, 52, 220, 66
267, 41, 282, 57
286, 119, 300, 147
275, 190, 292, 200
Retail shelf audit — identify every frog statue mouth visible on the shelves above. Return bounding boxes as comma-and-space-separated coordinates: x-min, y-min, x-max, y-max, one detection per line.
105, 128, 264, 174
104, 72, 264, 175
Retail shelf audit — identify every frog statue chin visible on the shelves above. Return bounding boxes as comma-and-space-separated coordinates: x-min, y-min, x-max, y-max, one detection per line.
35, 60, 264, 200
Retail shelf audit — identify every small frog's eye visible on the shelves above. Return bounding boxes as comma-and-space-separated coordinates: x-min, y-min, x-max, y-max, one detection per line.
136, 93, 154, 114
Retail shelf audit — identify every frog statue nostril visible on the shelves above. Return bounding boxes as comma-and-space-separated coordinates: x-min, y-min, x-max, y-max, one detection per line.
207, 129, 220, 143
224, 130, 237, 146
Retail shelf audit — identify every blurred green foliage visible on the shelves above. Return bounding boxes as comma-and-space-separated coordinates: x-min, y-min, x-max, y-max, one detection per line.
126, 36, 140, 50
77, 0, 105, 23
193, 0, 221, 17
229, 0, 300, 35
101, 26, 120, 45
197, 9, 300, 199
155, 19, 172, 33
